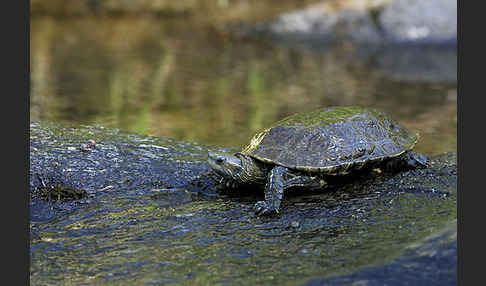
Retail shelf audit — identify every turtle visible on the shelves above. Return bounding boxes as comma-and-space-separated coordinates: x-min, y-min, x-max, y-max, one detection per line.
208, 106, 429, 216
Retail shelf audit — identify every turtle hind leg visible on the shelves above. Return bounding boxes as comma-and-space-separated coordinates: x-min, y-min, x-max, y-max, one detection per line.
253, 166, 327, 216
384, 151, 430, 172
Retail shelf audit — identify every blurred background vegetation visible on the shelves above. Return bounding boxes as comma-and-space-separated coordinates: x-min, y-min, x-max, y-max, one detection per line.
30, 0, 456, 154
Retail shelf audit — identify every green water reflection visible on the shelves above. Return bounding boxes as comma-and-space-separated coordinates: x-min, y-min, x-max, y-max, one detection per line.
30, 16, 456, 155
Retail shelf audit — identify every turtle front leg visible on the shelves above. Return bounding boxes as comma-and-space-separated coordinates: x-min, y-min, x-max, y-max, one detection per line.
254, 166, 327, 216
384, 151, 430, 172
254, 166, 287, 216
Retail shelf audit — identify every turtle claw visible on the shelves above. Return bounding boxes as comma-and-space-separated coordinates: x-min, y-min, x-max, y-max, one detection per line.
410, 152, 430, 168
253, 201, 279, 216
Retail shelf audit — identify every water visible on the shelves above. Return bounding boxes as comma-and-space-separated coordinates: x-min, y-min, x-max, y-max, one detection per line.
30, 16, 456, 155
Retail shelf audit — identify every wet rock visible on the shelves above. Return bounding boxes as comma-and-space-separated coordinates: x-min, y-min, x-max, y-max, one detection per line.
244, 0, 457, 85
303, 221, 457, 285
265, 4, 382, 44
258, 0, 456, 46
30, 121, 456, 284
29, 120, 226, 223
379, 0, 457, 45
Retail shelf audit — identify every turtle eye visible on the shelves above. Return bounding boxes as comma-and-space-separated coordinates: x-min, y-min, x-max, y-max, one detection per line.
216, 157, 225, 164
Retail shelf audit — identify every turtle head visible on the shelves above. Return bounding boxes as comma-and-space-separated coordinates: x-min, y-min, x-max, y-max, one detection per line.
208, 152, 244, 186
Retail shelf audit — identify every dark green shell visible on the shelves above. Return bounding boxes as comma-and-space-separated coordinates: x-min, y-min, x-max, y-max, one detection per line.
240, 106, 417, 174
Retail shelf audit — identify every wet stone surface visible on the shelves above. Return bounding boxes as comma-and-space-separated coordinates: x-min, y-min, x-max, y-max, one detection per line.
29, 120, 228, 223
257, 0, 456, 46
303, 220, 457, 285
30, 121, 456, 285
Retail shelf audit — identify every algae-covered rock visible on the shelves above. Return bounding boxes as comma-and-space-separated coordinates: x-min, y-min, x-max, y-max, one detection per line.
30, 121, 456, 285
30, 120, 226, 223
